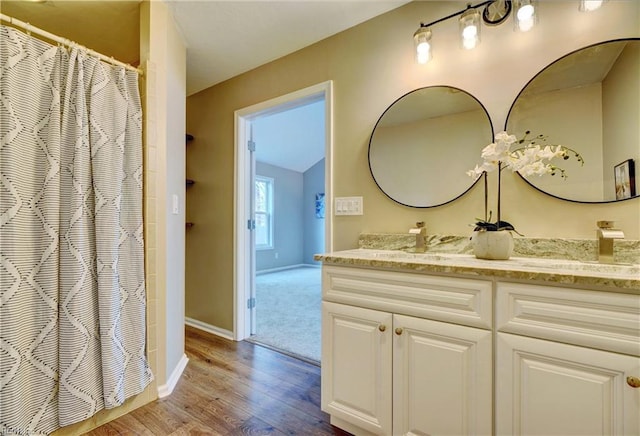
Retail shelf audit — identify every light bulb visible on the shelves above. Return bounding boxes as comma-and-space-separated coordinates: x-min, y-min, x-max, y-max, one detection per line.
514, 1, 536, 32
517, 17, 534, 32
416, 41, 431, 64
417, 52, 430, 64
517, 4, 534, 21
416, 41, 430, 54
414, 26, 432, 64
462, 25, 478, 49
463, 38, 477, 50
459, 8, 481, 50
462, 25, 478, 39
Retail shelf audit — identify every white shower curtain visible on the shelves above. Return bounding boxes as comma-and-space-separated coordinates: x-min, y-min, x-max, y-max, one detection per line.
0, 25, 152, 435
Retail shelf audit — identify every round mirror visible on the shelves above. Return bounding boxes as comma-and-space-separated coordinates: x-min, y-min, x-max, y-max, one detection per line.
368, 86, 493, 208
506, 39, 640, 203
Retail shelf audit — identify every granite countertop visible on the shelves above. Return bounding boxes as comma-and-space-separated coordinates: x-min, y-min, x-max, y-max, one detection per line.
314, 249, 640, 291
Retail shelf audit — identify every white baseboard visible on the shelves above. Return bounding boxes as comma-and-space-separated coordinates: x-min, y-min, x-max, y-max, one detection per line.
185, 317, 235, 341
157, 353, 188, 398
257, 263, 320, 275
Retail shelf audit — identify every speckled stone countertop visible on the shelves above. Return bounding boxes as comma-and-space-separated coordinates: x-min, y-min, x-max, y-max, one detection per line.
358, 233, 640, 264
315, 234, 640, 291
314, 249, 639, 291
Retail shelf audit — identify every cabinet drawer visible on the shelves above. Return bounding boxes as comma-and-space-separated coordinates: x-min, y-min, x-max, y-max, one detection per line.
322, 266, 492, 329
496, 282, 640, 356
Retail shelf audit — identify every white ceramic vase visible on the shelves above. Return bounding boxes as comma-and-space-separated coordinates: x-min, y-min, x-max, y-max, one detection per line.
472, 230, 514, 260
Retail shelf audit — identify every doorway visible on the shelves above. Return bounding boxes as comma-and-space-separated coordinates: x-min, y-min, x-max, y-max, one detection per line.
233, 82, 333, 361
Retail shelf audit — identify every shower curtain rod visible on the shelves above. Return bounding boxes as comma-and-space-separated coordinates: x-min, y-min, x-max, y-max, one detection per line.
0, 13, 143, 75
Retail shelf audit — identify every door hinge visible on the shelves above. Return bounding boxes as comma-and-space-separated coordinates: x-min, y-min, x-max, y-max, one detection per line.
247, 297, 256, 309
247, 219, 256, 230
247, 140, 256, 152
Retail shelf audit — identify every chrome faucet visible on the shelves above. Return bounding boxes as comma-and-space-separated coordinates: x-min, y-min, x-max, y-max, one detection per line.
596, 220, 624, 264
410, 221, 427, 252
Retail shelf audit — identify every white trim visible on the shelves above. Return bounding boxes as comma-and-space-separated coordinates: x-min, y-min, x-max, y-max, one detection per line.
256, 263, 319, 275
185, 317, 235, 341
305, 263, 322, 269
157, 353, 188, 398
324, 82, 334, 255
234, 81, 334, 341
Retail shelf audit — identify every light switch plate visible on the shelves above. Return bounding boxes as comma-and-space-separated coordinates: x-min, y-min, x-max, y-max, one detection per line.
335, 196, 363, 215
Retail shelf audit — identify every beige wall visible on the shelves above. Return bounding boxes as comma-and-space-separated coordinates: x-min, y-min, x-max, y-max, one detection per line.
186, 1, 640, 331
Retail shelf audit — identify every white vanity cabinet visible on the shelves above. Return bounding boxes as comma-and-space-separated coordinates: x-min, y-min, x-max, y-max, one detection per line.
321, 266, 493, 436
319, 260, 640, 436
495, 282, 640, 436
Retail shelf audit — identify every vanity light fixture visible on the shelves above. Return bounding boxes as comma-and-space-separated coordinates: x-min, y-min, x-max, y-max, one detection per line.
579, 0, 606, 12
414, 0, 603, 64
413, 26, 433, 64
412, 1, 520, 64
513, 0, 537, 32
460, 7, 482, 50
413, 0, 494, 64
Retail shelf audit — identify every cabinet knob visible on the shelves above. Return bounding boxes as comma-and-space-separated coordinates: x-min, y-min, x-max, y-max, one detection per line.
627, 376, 640, 388
378, 324, 386, 332
395, 327, 403, 336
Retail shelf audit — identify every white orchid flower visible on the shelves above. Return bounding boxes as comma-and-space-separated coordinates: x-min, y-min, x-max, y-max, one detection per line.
519, 160, 551, 177
467, 130, 582, 232
494, 131, 517, 145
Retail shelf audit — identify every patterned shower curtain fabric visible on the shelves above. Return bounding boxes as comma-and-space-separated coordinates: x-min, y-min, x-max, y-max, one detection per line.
0, 25, 152, 435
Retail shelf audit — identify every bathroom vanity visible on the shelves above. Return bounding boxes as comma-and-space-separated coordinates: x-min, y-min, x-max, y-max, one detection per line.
315, 249, 640, 436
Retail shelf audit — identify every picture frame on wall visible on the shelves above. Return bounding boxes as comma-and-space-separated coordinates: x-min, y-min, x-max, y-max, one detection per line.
614, 159, 636, 200
315, 193, 325, 219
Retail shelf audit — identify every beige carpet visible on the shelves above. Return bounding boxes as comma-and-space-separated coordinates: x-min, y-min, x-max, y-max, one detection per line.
247, 266, 321, 364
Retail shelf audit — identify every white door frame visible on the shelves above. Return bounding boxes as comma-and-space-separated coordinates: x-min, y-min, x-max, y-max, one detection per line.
233, 81, 334, 341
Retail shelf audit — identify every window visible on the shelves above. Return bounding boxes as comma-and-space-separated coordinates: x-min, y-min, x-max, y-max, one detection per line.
255, 175, 274, 249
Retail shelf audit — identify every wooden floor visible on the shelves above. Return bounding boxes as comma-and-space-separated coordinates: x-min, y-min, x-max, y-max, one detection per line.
85, 326, 351, 435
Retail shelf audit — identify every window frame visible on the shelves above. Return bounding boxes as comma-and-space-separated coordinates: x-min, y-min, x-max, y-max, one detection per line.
254, 175, 274, 250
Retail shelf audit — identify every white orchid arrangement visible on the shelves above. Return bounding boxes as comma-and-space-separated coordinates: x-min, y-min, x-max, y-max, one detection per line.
468, 131, 583, 232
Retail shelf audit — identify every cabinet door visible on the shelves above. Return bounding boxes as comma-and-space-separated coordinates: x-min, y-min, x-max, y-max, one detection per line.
496, 332, 640, 436
322, 301, 393, 435
393, 315, 492, 436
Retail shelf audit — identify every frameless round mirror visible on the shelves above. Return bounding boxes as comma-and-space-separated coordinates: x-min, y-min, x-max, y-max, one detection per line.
506, 39, 640, 203
368, 86, 493, 208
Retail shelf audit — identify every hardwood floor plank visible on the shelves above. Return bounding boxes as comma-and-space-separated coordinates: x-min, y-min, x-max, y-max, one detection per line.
183, 360, 327, 434
186, 354, 325, 421
163, 379, 249, 432
89, 413, 155, 436
234, 416, 288, 436
187, 329, 321, 389
168, 421, 225, 436
128, 401, 190, 434
84, 326, 351, 435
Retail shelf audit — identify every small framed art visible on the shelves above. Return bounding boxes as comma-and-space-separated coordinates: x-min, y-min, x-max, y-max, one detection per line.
614, 159, 636, 200
315, 193, 325, 218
